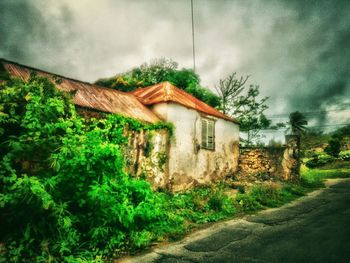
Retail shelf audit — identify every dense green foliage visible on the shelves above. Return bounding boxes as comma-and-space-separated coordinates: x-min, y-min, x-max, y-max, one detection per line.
95, 58, 221, 108
0, 63, 11, 81
305, 153, 335, 168
325, 138, 341, 157
301, 124, 349, 167
0, 76, 178, 261
303, 123, 350, 168
339, 150, 350, 161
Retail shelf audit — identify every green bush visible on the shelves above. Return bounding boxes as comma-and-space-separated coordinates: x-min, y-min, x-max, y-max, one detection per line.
324, 138, 341, 157
339, 150, 350, 161
305, 154, 335, 168
0, 76, 178, 261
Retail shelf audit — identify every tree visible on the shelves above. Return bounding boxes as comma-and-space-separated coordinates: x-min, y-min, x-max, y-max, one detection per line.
324, 124, 350, 157
331, 123, 350, 138
130, 58, 179, 87
95, 58, 221, 108
233, 86, 271, 145
287, 111, 308, 135
325, 138, 341, 157
215, 72, 248, 114
186, 84, 221, 108
216, 73, 272, 145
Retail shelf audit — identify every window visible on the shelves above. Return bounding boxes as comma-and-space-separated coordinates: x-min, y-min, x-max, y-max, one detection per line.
201, 118, 215, 150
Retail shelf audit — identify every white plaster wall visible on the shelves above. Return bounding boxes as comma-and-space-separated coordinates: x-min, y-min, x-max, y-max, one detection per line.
123, 129, 169, 190
151, 103, 240, 191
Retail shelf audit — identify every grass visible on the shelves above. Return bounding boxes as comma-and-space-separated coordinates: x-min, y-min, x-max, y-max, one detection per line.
300, 165, 350, 188
235, 182, 307, 212
158, 184, 236, 228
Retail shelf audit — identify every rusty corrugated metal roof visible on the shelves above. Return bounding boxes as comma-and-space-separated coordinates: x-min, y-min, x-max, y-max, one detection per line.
131, 82, 238, 123
0, 58, 160, 123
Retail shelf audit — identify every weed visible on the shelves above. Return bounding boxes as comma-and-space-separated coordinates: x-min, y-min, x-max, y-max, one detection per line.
235, 182, 307, 212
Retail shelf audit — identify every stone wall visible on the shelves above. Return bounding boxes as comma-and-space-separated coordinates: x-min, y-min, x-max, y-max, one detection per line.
239, 147, 285, 177
238, 136, 300, 181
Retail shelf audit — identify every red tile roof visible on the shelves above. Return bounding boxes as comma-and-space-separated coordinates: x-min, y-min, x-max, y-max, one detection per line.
0, 59, 160, 123
131, 82, 238, 123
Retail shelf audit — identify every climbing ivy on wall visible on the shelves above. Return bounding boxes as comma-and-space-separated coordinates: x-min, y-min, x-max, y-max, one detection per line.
0, 75, 177, 261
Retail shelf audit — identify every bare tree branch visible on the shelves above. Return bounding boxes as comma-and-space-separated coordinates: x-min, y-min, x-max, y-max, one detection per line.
215, 73, 249, 114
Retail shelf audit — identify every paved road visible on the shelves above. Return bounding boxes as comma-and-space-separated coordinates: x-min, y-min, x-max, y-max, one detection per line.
122, 178, 350, 263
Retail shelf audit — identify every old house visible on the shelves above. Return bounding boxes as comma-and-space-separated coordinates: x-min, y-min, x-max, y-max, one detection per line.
0, 58, 240, 191
132, 82, 240, 191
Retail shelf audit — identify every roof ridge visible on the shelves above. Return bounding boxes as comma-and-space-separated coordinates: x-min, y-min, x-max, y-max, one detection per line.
163, 81, 173, 101
131, 81, 238, 123
159, 81, 226, 115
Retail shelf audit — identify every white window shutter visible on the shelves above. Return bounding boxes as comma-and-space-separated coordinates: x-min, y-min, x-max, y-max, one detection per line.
201, 118, 215, 150
207, 120, 214, 149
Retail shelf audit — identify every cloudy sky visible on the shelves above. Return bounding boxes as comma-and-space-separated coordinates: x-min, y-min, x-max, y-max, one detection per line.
1, 0, 349, 138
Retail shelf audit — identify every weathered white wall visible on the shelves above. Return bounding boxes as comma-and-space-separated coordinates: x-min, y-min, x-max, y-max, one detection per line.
123, 129, 169, 189
151, 103, 239, 191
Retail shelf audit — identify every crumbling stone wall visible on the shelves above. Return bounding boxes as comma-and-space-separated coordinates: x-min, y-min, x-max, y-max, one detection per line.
282, 135, 300, 181
239, 137, 300, 181
239, 147, 285, 177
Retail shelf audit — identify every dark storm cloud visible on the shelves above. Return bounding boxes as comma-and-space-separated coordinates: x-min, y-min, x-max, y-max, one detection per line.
0, 0, 39, 60
195, 0, 350, 124
0, 0, 349, 126
1, 0, 195, 80
0, 0, 76, 74
276, 0, 350, 114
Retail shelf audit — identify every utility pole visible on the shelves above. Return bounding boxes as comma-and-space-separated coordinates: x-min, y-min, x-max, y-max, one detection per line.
191, 0, 196, 72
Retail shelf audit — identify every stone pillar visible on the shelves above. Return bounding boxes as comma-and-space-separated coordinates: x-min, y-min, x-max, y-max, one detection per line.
282, 135, 301, 181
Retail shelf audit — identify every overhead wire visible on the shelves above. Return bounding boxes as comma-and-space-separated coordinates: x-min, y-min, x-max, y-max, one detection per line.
266, 109, 350, 118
